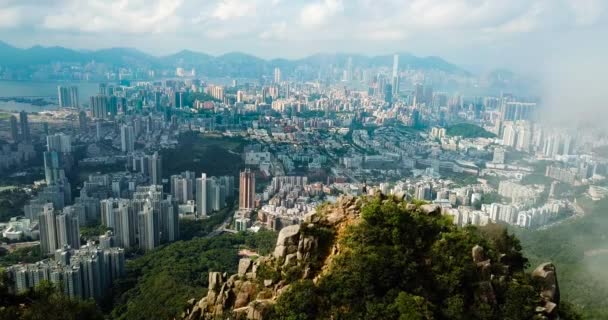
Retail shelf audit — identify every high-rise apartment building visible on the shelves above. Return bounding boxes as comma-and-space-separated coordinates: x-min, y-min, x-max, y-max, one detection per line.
39, 203, 58, 255
120, 124, 135, 153
56, 209, 80, 250
19, 111, 30, 142
274, 67, 281, 83
239, 169, 255, 210
9, 115, 19, 142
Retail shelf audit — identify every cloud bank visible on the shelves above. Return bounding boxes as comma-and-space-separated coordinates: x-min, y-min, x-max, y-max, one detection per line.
0, 0, 605, 70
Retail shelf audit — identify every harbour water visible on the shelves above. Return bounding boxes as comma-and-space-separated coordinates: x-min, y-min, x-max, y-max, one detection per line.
0, 80, 100, 112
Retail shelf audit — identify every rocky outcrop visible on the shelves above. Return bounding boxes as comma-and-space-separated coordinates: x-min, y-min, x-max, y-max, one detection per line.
470, 245, 562, 320
532, 262, 561, 318
180, 195, 565, 320
180, 195, 362, 320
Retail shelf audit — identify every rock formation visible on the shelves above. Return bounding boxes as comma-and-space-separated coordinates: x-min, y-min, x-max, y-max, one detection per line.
179, 195, 564, 320
180, 195, 361, 320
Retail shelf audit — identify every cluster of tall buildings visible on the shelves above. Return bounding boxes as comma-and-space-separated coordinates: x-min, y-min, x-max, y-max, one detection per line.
101, 185, 178, 251
38, 202, 80, 255
191, 173, 235, 218
8, 111, 31, 143
57, 86, 79, 108
129, 152, 163, 185
6, 242, 124, 300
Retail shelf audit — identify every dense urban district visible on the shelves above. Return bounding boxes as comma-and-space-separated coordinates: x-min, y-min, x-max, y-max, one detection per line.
0, 52, 606, 319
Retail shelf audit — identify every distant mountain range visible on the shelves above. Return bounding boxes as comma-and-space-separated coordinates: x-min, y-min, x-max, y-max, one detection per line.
0, 40, 470, 78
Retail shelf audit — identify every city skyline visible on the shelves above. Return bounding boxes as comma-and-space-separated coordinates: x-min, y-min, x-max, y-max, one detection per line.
0, 0, 606, 72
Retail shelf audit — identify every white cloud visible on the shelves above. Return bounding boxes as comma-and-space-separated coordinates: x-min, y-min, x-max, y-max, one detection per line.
566, 0, 605, 26
212, 0, 256, 21
299, 0, 344, 28
0, 7, 22, 28
42, 0, 184, 34
259, 22, 288, 41
0, 0, 605, 66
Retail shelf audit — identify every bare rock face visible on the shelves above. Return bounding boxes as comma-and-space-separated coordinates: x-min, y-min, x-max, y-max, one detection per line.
471, 245, 485, 263
273, 225, 301, 259
238, 258, 253, 276
532, 262, 561, 319
419, 204, 441, 215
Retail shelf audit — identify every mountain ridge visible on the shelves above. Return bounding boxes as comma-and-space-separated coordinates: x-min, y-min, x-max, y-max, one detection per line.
0, 40, 470, 76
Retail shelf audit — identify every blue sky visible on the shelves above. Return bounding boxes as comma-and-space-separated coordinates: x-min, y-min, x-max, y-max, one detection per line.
0, 0, 606, 71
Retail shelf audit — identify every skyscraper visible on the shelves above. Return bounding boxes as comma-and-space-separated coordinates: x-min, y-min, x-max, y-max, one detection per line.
137, 201, 157, 251
160, 196, 179, 242
148, 152, 162, 185
120, 124, 135, 153
196, 173, 208, 218
90, 95, 110, 119
39, 203, 58, 255
170, 171, 195, 204
9, 115, 19, 142
392, 54, 399, 96
78, 111, 88, 132
239, 169, 255, 210
47, 133, 72, 153
69, 86, 79, 108
274, 67, 281, 84
57, 86, 79, 108
19, 111, 30, 142
58, 86, 69, 108
56, 208, 80, 250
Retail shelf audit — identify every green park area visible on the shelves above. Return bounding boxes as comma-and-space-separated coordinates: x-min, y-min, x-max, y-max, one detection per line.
446, 123, 496, 138
161, 132, 245, 178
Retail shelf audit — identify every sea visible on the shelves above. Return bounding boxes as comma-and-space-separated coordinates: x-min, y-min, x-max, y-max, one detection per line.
0, 80, 101, 112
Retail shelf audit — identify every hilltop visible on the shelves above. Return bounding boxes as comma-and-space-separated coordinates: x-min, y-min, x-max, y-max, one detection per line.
180, 194, 577, 320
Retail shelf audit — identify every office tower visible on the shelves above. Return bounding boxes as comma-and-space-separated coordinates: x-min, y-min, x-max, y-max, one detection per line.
39, 203, 58, 255
148, 152, 162, 185
56, 208, 80, 250
78, 111, 88, 132
274, 67, 281, 83
9, 115, 18, 142
170, 171, 195, 204
138, 201, 157, 251
196, 173, 208, 217
392, 54, 399, 96
19, 111, 30, 142
120, 124, 135, 153
239, 169, 255, 210
236, 90, 244, 103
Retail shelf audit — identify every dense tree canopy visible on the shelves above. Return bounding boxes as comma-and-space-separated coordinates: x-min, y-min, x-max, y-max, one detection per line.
270, 196, 578, 319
